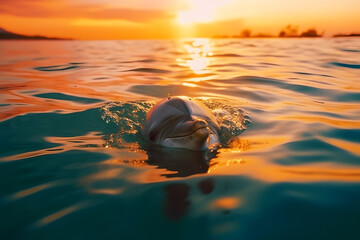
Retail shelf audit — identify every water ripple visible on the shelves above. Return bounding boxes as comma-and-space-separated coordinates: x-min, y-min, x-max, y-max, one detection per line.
338, 48, 360, 53
329, 62, 360, 69
34, 93, 103, 104
210, 53, 243, 58
125, 67, 170, 73
34, 63, 84, 72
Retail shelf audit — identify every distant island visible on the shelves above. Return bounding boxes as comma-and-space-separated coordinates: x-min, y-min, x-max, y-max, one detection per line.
0, 27, 70, 40
333, 33, 360, 37
213, 25, 323, 39
213, 24, 360, 39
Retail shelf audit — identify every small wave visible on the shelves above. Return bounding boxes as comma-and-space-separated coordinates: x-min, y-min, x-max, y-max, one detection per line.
213, 41, 241, 47
195, 98, 251, 146
338, 48, 360, 53
93, 77, 110, 80
100, 101, 153, 149
274, 138, 360, 166
334, 92, 360, 102
128, 84, 189, 98
0, 104, 11, 107
34, 63, 83, 72
210, 53, 243, 58
261, 62, 279, 66
329, 62, 360, 69
217, 76, 280, 86
215, 76, 344, 101
258, 54, 287, 58
34, 93, 103, 104
292, 71, 334, 78
129, 82, 280, 103
209, 63, 258, 69
125, 68, 170, 73
323, 128, 360, 144
120, 59, 155, 64
176, 72, 214, 78
0, 109, 109, 160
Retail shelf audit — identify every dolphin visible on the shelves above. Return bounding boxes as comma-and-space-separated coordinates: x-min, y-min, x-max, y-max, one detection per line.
143, 96, 220, 150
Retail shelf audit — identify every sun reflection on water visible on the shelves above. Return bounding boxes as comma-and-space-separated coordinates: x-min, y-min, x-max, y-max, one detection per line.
178, 39, 213, 75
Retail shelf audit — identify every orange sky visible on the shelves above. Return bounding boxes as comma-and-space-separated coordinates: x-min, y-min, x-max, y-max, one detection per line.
1, 0, 360, 39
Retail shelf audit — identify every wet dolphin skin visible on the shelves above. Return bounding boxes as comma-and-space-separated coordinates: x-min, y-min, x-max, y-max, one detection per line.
143, 96, 220, 150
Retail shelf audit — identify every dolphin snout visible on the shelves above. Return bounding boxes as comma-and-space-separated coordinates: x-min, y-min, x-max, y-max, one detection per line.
191, 118, 208, 130
162, 118, 210, 150
169, 118, 208, 138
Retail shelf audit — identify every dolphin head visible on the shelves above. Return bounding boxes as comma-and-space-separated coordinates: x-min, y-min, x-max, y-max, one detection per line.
143, 96, 220, 150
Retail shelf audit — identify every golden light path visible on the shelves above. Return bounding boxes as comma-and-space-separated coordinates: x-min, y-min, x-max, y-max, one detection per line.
178, 38, 213, 84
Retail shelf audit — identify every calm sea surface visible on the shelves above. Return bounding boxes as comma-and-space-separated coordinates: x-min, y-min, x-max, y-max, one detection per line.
1, 38, 360, 239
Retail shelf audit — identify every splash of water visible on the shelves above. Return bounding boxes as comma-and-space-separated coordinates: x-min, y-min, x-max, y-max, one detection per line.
100, 101, 153, 149
196, 98, 252, 146
99, 98, 251, 149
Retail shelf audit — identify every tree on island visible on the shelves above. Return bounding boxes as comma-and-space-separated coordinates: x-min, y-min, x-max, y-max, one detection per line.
299, 28, 322, 37
279, 25, 322, 37
241, 29, 252, 38
279, 25, 298, 37
212, 24, 333, 39
333, 33, 360, 37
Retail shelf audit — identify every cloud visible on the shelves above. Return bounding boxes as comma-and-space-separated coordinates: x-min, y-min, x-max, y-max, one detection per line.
74, 0, 189, 11
72, 19, 142, 27
0, 0, 175, 22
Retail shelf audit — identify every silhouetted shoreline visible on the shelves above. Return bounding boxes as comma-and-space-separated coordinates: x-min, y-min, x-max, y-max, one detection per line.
1, 25, 359, 40
213, 25, 324, 39
333, 33, 360, 37
213, 25, 360, 39
0, 27, 70, 40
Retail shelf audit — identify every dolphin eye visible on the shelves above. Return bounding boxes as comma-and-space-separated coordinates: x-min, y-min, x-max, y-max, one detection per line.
149, 131, 156, 141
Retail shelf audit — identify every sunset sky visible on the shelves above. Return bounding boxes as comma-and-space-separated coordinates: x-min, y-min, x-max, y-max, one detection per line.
1, 0, 359, 39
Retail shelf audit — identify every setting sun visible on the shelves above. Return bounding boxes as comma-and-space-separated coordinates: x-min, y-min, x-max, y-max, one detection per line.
177, 0, 234, 25
177, 8, 215, 25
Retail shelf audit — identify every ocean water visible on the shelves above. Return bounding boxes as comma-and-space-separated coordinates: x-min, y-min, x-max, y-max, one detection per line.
0, 38, 360, 239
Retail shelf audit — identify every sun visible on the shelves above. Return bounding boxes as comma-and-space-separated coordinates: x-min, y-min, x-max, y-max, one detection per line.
177, 0, 234, 25
177, 7, 215, 25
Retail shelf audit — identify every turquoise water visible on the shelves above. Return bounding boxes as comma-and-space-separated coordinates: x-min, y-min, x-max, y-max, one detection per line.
1, 38, 360, 239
